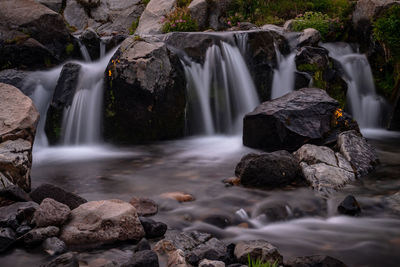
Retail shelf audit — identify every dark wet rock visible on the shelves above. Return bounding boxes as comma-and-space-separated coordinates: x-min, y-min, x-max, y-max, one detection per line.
162, 230, 212, 252
40, 252, 79, 267
199, 259, 226, 267
21, 226, 59, 246
0, 201, 39, 228
104, 36, 186, 144
43, 237, 67, 255
30, 184, 87, 210
77, 248, 134, 266
203, 214, 232, 229
79, 28, 101, 60
0, 69, 31, 95
337, 130, 379, 177
129, 197, 158, 217
135, 238, 151, 252
234, 240, 283, 265
187, 237, 228, 264
0, 227, 16, 252
0, 185, 31, 207
45, 63, 81, 144
60, 199, 145, 247
295, 47, 330, 70
16, 224, 31, 236
252, 200, 290, 222
294, 71, 312, 90
139, 217, 167, 239
34, 0, 63, 12
0, 0, 75, 70
121, 250, 159, 267
243, 88, 354, 152
389, 88, 400, 130
227, 264, 246, 267
286, 255, 347, 267
33, 198, 71, 227
104, 34, 129, 52
338, 195, 362, 216
235, 151, 301, 188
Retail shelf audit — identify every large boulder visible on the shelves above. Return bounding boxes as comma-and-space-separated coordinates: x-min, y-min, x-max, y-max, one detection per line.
30, 183, 87, 210
243, 88, 356, 152
64, 0, 145, 36
60, 199, 145, 247
235, 151, 301, 189
352, 0, 399, 28
135, 0, 177, 35
337, 130, 379, 177
0, 69, 32, 95
104, 37, 186, 144
0, 83, 38, 191
0, 0, 75, 70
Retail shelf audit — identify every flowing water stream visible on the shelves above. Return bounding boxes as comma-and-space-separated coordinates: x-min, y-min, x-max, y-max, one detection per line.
3, 38, 400, 266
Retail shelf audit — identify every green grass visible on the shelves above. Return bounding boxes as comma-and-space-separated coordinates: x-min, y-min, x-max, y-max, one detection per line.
248, 255, 279, 267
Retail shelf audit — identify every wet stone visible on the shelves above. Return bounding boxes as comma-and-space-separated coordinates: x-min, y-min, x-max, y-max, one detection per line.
338, 195, 361, 216
0, 227, 16, 252
42, 237, 67, 256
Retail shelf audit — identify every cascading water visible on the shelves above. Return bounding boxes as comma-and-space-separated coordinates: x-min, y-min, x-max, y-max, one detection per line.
25, 43, 117, 148
271, 47, 296, 99
183, 41, 259, 135
321, 42, 386, 128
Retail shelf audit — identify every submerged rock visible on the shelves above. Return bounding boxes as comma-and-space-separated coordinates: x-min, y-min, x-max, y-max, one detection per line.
235, 151, 301, 188
139, 217, 167, 239
40, 252, 79, 267
234, 240, 283, 265
60, 199, 145, 247
129, 197, 158, 216
104, 36, 186, 144
337, 130, 379, 177
30, 184, 87, 210
160, 192, 195, 202
338, 195, 362, 216
121, 250, 159, 267
243, 88, 355, 152
286, 255, 348, 267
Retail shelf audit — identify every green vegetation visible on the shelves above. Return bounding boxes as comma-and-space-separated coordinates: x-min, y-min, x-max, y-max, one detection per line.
142, 0, 151, 5
162, 7, 198, 33
372, 5, 400, 98
129, 18, 140, 35
292, 12, 343, 41
65, 43, 74, 55
228, 0, 352, 26
248, 255, 278, 267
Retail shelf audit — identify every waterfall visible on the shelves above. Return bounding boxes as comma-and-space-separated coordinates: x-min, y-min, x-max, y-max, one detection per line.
271, 47, 296, 99
25, 42, 116, 148
321, 43, 386, 128
183, 41, 259, 135
78, 40, 92, 62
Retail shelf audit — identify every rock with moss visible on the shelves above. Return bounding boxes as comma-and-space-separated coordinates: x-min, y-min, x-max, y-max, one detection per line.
103, 36, 186, 144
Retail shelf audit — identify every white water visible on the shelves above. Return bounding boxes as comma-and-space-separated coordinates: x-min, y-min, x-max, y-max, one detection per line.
183, 42, 259, 135
322, 43, 386, 128
271, 48, 296, 99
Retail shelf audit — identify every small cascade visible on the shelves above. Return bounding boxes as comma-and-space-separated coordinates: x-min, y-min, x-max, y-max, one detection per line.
61, 48, 116, 145
322, 42, 386, 128
26, 42, 117, 148
183, 41, 259, 135
24, 67, 63, 149
271, 47, 296, 99
78, 40, 92, 62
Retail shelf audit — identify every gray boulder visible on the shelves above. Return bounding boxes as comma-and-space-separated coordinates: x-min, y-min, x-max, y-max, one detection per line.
235, 151, 301, 188
0, 69, 32, 95
0, 201, 39, 229
234, 240, 283, 265
187, 238, 228, 264
60, 199, 145, 247
352, 0, 399, 28
337, 130, 379, 177
33, 198, 71, 227
135, 0, 177, 35
297, 28, 321, 47
20, 226, 59, 246
243, 88, 355, 152
104, 37, 186, 144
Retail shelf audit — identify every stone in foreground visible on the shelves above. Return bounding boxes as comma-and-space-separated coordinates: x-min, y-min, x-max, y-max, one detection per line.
33, 198, 71, 227
286, 255, 347, 267
234, 240, 283, 265
235, 151, 301, 188
60, 199, 145, 247
243, 88, 352, 152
